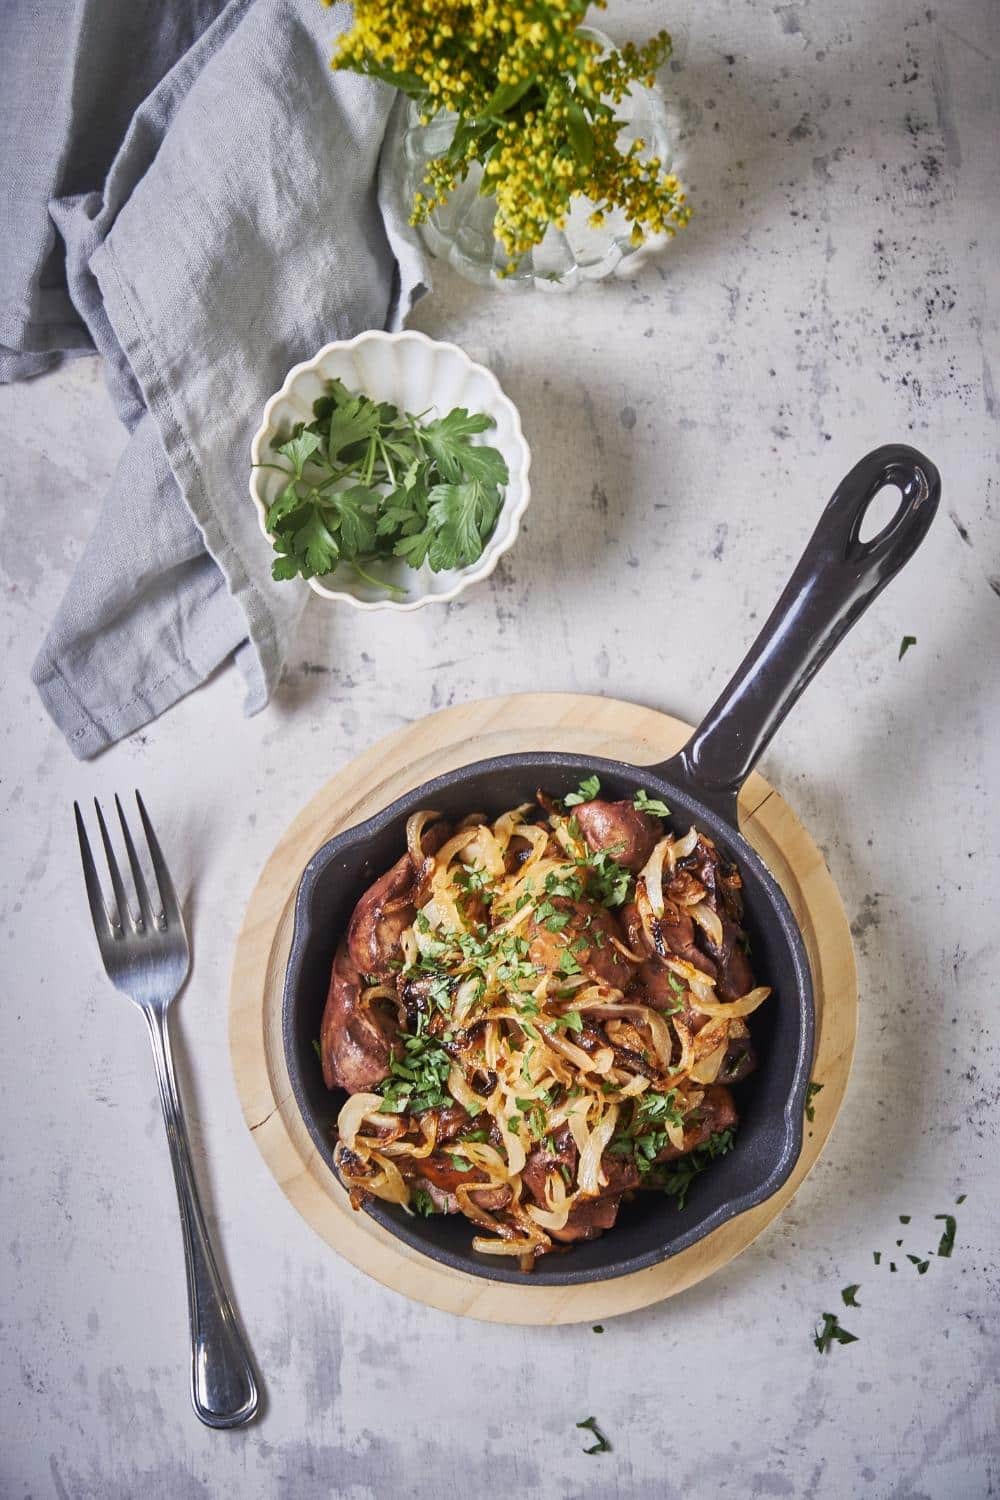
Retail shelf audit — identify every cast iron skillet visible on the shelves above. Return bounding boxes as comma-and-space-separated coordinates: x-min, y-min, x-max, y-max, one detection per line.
282, 444, 940, 1285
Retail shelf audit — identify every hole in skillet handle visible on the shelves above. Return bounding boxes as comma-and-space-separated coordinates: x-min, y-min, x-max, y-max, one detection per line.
281, 754, 813, 1286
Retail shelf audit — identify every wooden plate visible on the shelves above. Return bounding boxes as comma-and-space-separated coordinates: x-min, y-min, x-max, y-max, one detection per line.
229, 693, 857, 1324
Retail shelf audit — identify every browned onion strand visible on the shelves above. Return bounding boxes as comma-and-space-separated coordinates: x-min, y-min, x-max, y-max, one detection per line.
334, 795, 772, 1257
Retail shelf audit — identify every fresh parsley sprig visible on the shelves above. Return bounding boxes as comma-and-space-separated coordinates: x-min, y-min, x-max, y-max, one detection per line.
261, 379, 509, 593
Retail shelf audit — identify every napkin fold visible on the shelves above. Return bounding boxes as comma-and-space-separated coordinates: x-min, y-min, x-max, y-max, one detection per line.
1, 0, 426, 757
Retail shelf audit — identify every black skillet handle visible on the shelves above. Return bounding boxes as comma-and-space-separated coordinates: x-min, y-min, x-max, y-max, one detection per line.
655, 445, 941, 821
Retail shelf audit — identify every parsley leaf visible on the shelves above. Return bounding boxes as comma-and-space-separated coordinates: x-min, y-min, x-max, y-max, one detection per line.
411, 1187, 439, 1217
841, 1284, 861, 1307
805, 1080, 824, 1122
935, 1214, 957, 1258
576, 1416, 611, 1455
633, 788, 671, 817
653, 1128, 735, 1209
425, 480, 503, 570
564, 774, 601, 806
418, 407, 506, 482
898, 634, 917, 659
813, 1312, 858, 1353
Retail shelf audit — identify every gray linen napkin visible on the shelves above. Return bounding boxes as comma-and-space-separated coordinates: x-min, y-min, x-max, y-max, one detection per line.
1, 0, 426, 757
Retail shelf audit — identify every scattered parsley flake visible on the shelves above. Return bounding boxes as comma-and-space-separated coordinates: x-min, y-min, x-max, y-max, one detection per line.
899, 1214, 911, 1224
873, 1251, 881, 1265
898, 634, 917, 659
592, 1325, 604, 1334
955, 1193, 966, 1205
934, 1214, 956, 1258
805, 1081, 824, 1122
576, 1416, 611, 1455
813, 1312, 858, 1354
841, 1284, 861, 1307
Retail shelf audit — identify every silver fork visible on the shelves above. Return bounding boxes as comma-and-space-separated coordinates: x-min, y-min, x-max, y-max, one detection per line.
75, 791, 259, 1429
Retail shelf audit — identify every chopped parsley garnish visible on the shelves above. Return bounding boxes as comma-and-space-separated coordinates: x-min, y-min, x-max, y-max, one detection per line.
899, 1214, 911, 1224
311, 1038, 322, 1062
411, 1187, 439, 1216
576, 1416, 611, 1455
935, 1214, 956, 1258
377, 1033, 452, 1114
813, 1312, 858, 1354
841, 1284, 861, 1307
653, 1128, 735, 1208
557, 946, 582, 977
873, 1251, 882, 1265
546, 1010, 583, 1034
907, 1254, 930, 1274
805, 1081, 824, 1122
634, 788, 671, 817
564, 775, 601, 807
955, 1193, 966, 1205
898, 634, 917, 659
592, 1325, 604, 1334
582, 848, 632, 908
544, 870, 585, 901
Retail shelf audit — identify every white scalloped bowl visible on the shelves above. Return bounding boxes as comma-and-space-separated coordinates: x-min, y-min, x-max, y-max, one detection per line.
249, 330, 531, 610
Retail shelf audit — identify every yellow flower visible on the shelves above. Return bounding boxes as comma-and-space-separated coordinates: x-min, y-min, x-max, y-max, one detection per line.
330, 0, 690, 264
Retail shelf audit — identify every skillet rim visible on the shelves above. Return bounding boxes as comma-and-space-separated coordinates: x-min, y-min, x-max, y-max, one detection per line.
282, 750, 815, 1285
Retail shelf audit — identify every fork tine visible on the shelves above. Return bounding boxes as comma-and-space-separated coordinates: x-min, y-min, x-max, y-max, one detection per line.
94, 798, 132, 931
74, 802, 117, 946
115, 793, 157, 930
134, 791, 182, 930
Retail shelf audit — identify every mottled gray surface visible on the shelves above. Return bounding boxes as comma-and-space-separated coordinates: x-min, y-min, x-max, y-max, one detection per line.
1, 0, 998, 1496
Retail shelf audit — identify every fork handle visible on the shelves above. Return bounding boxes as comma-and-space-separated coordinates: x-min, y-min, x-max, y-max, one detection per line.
144, 1009, 259, 1428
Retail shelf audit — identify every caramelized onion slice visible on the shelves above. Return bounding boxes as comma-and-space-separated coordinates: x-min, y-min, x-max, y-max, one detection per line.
687, 985, 771, 1019
406, 809, 441, 866
337, 1092, 386, 1149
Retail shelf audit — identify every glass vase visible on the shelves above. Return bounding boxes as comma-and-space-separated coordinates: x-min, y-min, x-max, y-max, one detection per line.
398, 31, 675, 292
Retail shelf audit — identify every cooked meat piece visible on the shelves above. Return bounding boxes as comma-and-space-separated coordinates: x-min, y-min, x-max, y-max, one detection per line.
632, 958, 702, 1023
663, 869, 707, 907
599, 1149, 642, 1196
320, 942, 399, 1093
347, 822, 449, 978
424, 1183, 461, 1214
425, 1103, 478, 1144
680, 837, 748, 928
522, 1129, 638, 1245
717, 1034, 758, 1083
573, 799, 662, 873
655, 1084, 738, 1162
521, 1127, 577, 1204
715, 928, 754, 1002
622, 898, 717, 980
411, 1151, 511, 1212
414, 1151, 491, 1195
527, 897, 636, 989
551, 1194, 624, 1243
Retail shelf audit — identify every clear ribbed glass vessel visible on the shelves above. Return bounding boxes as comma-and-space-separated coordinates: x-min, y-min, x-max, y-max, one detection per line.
400, 32, 674, 292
